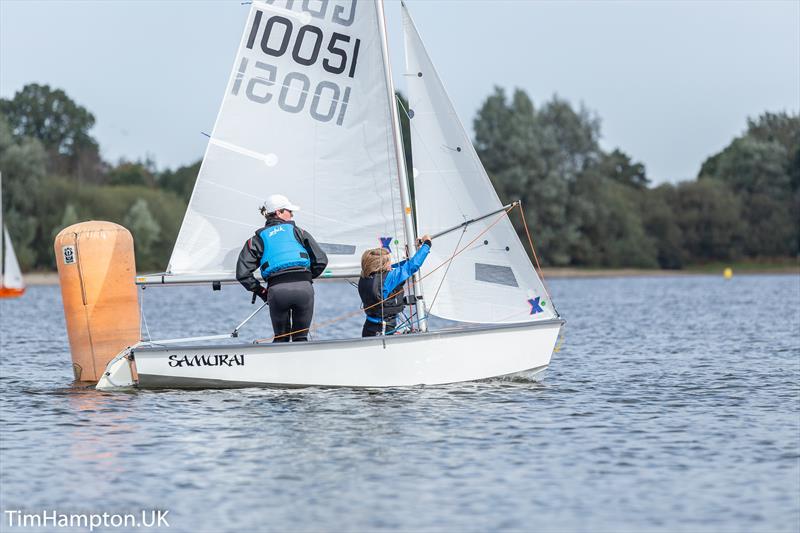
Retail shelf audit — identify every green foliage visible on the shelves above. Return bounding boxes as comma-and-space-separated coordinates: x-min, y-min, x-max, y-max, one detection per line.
108, 159, 157, 187
0, 83, 96, 157
599, 149, 649, 189
701, 136, 789, 196
51, 204, 80, 241
639, 185, 684, 269
0, 82, 796, 273
671, 180, 745, 261
570, 174, 657, 268
474, 87, 797, 268
0, 115, 47, 269
158, 160, 201, 201
38, 175, 185, 271
475, 88, 601, 265
124, 199, 162, 262
0, 84, 107, 183
746, 112, 800, 158
698, 110, 799, 256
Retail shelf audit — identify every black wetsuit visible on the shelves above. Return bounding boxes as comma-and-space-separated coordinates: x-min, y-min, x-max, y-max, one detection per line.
357, 242, 431, 337
236, 217, 328, 342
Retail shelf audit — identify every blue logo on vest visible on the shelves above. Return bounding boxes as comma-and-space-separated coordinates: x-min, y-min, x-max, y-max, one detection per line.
259, 224, 310, 277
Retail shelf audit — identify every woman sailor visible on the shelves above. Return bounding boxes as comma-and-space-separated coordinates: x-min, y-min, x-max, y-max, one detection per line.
236, 194, 328, 342
358, 235, 432, 337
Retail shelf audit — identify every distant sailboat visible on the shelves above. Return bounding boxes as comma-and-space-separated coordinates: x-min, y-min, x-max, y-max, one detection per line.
98, 0, 563, 390
0, 173, 25, 298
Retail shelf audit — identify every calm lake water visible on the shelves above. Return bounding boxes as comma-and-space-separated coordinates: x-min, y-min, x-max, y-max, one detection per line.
1, 275, 798, 532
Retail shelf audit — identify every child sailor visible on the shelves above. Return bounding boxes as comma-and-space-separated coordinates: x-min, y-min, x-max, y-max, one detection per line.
358, 235, 432, 337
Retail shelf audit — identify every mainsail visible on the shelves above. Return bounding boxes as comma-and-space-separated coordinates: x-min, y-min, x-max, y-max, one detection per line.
168, 0, 409, 280
402, 4, 556, 324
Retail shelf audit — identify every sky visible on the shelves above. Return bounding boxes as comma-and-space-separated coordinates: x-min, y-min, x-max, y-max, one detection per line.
1, 0, 798, 184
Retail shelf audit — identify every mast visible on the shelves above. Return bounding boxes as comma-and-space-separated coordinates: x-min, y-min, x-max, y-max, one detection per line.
376, 0, 428, 332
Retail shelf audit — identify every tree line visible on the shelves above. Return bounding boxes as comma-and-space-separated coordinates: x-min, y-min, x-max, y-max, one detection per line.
475, 87, 798, 268
0, 83, 797, 272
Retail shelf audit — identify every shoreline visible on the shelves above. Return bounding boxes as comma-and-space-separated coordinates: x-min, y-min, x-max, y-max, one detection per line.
22, 267, 800, 286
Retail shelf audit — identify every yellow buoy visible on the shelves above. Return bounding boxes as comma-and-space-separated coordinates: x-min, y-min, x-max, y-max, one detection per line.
54, 221, 141, 383
723, 267, 733, 279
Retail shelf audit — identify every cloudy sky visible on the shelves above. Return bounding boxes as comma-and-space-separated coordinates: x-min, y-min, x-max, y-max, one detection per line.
1, 0, 798, 183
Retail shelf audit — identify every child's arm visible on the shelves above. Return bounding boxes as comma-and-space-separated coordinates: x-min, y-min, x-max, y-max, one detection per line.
382, 243, 431, 297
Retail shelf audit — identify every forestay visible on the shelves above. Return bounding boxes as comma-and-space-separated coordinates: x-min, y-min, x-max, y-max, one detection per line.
169, 0, 408, 281
402, 4, 555, 324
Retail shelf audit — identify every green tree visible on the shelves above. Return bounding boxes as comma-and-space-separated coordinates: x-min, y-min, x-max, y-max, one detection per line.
745, 112, 800, 158
474, 87, 516, 174
474, 88, 602, 265
51, 204, 81, 241
158, 160, 201, 201
599, 149, 649, 189
0, 84, 104, 181
108, 159, 157, 187
123, 199, 162, 266
0, 115, 47, 269
0, 83, 95, 157
671, 180, 744, 261
569, 173, 657, 267
698, 111, 798, 257
639, 184, 685, 269
701, 136, 789, 196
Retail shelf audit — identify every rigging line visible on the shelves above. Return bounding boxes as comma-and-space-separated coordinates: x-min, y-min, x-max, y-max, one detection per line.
139, 286, 152, 342
254, 206, 514, 343
257, 207, 512, 342
427, 224, 467, 315
517, 200, 558, 316
386, 313, 416, 335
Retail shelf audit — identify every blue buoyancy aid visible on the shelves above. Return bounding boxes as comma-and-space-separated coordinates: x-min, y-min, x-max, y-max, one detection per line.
258, 223, 311, 277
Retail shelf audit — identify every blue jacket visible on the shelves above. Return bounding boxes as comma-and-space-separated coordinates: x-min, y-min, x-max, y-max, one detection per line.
381, 243, 430, 298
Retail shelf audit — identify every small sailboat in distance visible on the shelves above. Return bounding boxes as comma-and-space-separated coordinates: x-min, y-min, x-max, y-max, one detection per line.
98, 0, 563, 390
0, 172, 25, 298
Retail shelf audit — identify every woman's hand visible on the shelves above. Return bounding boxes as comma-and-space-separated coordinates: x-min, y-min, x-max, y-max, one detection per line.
417, 234, 432, 248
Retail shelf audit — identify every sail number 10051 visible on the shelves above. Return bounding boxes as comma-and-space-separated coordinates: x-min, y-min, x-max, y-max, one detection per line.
247, 13, 361, 78
231, 11, 361, 126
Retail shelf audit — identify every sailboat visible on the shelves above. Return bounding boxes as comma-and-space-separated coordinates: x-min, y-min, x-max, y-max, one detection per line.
98, 0, 564, 389
0, 173, 25, 298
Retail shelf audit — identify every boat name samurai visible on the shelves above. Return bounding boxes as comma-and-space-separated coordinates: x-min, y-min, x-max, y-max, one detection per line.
168, 354, 245, 368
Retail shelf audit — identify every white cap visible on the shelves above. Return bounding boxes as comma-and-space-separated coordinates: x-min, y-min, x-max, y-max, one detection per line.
263, 194, 300, 214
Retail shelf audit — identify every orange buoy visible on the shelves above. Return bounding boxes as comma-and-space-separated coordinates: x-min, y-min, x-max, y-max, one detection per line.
54, 221, 141, 383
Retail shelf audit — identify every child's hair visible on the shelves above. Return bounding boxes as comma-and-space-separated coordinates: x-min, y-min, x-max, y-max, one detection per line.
361, 248, 391, 278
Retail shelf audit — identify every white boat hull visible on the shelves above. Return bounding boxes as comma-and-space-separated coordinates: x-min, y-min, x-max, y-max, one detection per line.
97, 320, 563, 390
